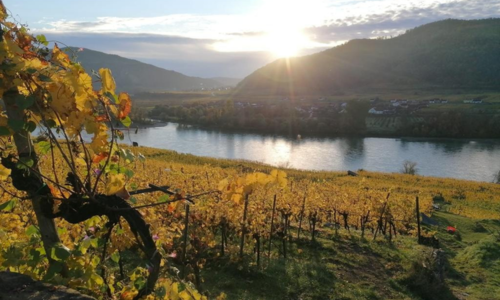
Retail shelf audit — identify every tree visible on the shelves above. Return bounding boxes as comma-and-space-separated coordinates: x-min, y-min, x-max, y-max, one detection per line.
493, 170, 500, 184
401, 161, 418, 175
344, 100, 370, 134
0, 3, 160, 299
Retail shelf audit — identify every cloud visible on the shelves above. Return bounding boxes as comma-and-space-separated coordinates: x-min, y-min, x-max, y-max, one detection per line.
305, 0, 500, 43
39, 31, 274, 78
37, 14, 259, 40
29, 0, 500, 78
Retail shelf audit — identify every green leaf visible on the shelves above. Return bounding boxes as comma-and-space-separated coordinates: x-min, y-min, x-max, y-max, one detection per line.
129, 196, 137, 204
0, 63, 16, 71
80, 238, 91, 254
155, 286, 167, 299
16, 94, 35, 109
36, 34, 49, 46
105, 92, 118, 103
0, 126, 10, 136
28, 249, 41, 266
51, 244, 71, 261
91, 256, 101, 267
16, 157, 34, 170
38, 74, 52, 82
124, 169, 134, 179
57, 227, 67, 236
91, 273, 104, 286
44, 261, 63, 280
177, 282, 186, 293
90, 238, 99, 248
133, 276, 146, 290
45, 119, 57, 128
115, 129, 124, 140
111, 251, 120, 263
120, 149, 135, 162
38, 141, 52, 154
26, 121, 37, 133
0, 199, 16, 211
121, 116, 132, 128
25, 225, 39, 237
7, 119, 25, 132
159, 195, 169, 203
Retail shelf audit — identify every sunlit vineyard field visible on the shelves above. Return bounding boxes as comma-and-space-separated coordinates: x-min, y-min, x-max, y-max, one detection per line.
1, 143, 500, 299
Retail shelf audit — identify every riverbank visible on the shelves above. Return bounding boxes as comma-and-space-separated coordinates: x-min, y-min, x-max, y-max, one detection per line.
120, 123, 500, 182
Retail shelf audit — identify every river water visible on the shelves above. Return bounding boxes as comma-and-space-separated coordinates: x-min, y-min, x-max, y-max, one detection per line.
117, 123, 500, 182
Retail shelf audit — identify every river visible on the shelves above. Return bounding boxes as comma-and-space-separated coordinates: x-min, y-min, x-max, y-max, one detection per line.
117, 123, 500, 182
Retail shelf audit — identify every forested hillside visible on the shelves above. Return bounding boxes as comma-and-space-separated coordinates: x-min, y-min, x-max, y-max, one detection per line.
237, 19, 500, 95
67, 47, 224, 92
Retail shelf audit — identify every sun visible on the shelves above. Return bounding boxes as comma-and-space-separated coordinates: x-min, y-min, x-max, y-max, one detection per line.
265, 29, 307, 58
259, 0, 313, 58
212, 0, 320, 57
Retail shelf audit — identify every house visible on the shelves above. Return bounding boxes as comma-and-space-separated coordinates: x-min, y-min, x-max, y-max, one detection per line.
464, 99, 483, 104
368, 107, 384, 115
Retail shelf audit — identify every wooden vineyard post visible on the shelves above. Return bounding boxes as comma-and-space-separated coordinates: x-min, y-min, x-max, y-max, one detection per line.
181, 202, 190, 278
311, 212, 317, 242
297, 195, 307, 240
373, 193, 390, 241
268, 194, 277, 262
256, 234, 261, 266
416, 196, 421, 244
282, 213, 288, 258
220, 219, 226, 257
239, 194, 249, 259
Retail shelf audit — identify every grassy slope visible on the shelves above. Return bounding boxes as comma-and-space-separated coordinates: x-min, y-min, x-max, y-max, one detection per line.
198, 215, 500, 300
135, 146, 500, 300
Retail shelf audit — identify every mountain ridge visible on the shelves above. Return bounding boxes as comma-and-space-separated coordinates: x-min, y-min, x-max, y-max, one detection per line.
236, 18, 500, 95
66, 47, 230, 92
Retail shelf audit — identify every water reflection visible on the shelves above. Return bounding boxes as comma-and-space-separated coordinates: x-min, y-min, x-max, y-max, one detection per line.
339, 138, 365, 161
38, 123, 500, 182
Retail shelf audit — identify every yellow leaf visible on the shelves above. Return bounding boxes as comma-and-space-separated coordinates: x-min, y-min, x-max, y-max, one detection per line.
0, 164, 11, 180
0, 112, 8, 127
270, 169, 288, 187
105, 173, 126, 196
51, 44, 71, 69
0, 3, 6, 21
22, 57, 45, 71
99, 68, 116, 95
75, 157, 87, 168
218, 178, 229, 191
47, 82, 74, 115
231, 193, 243, 204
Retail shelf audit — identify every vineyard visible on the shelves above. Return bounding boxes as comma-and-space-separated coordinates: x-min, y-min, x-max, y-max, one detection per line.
1, 2, 500, 299
2, 144, 500, 299
366, 117, 426, 133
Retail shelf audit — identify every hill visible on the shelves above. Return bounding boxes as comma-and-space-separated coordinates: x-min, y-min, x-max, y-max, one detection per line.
67, 47, 224, 92
236, 19, 500, 95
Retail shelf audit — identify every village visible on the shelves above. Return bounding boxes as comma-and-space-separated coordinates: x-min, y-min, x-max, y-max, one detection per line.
227, 96, 486, 119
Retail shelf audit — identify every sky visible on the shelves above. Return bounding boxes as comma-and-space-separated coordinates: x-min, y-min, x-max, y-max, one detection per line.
4, 0, 500, 78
